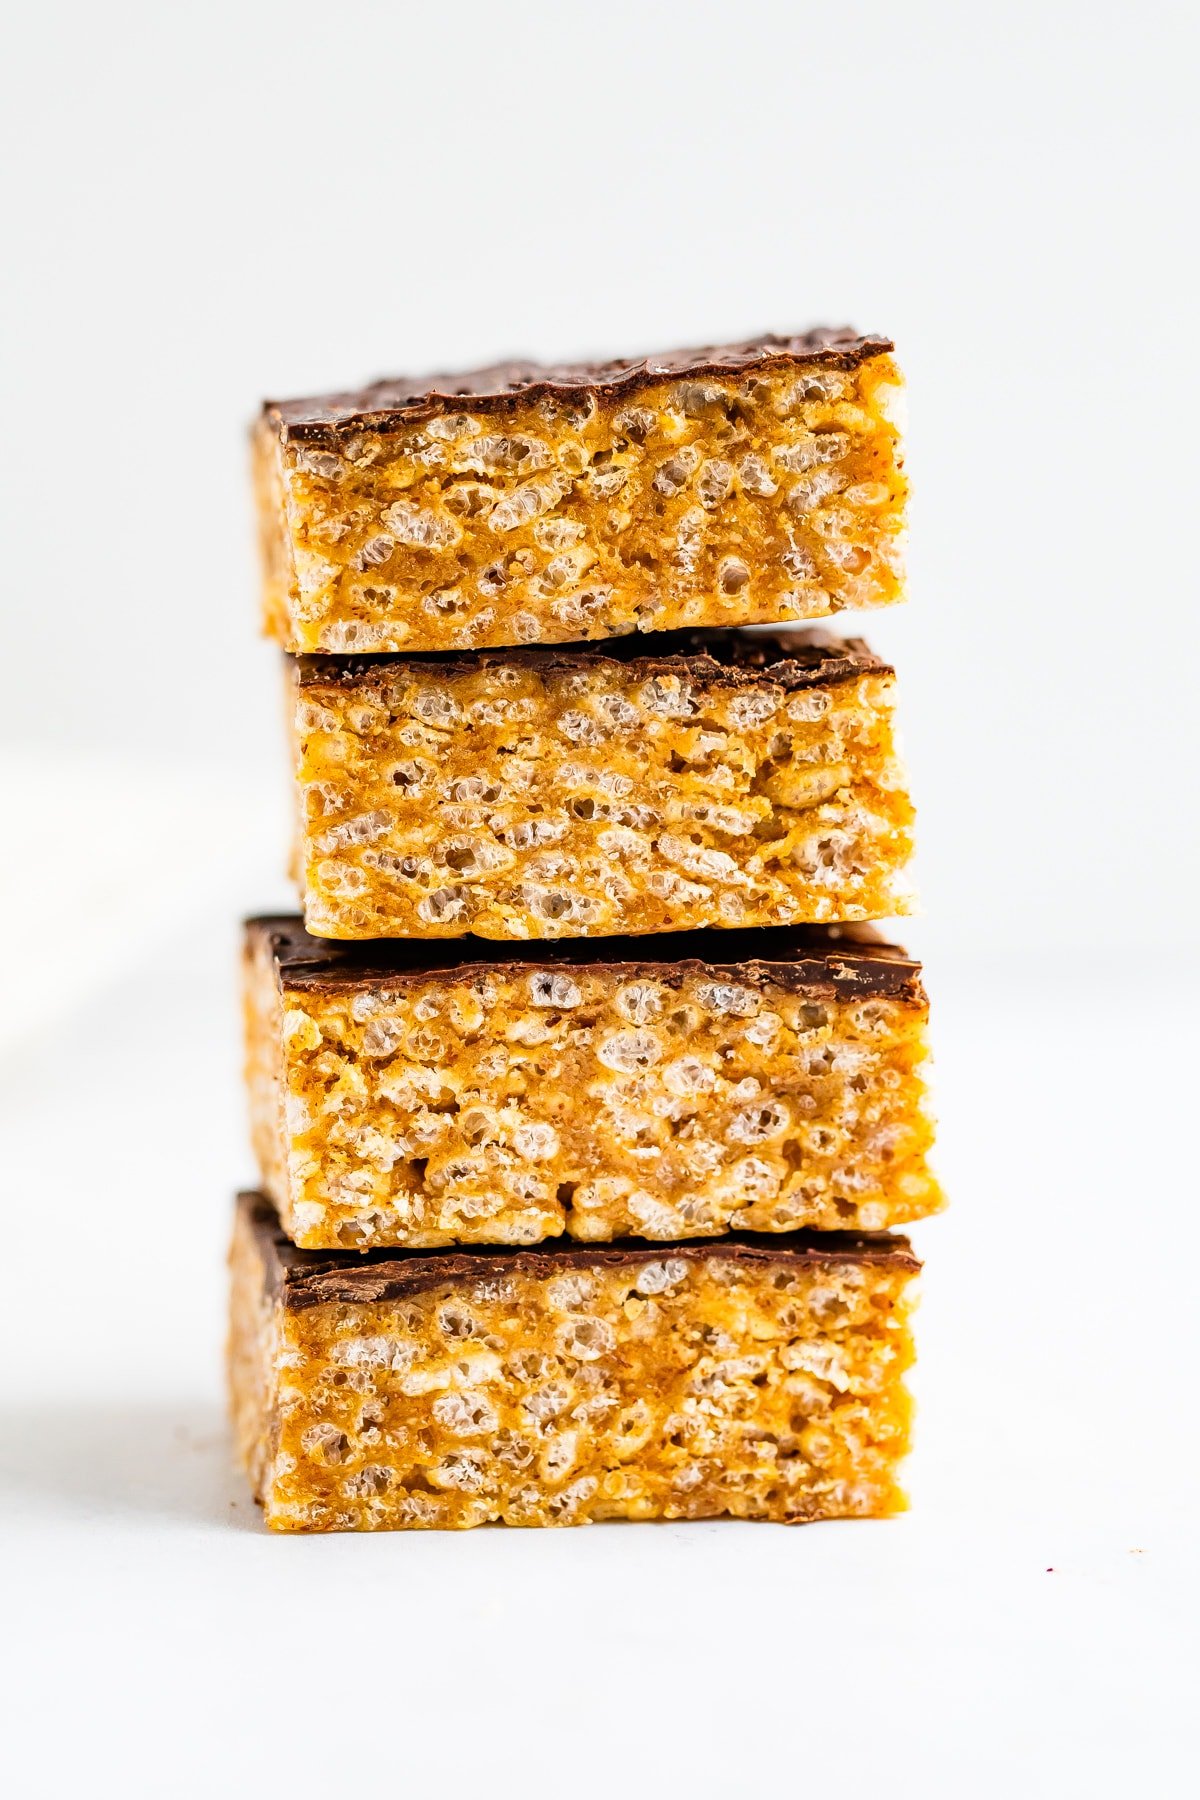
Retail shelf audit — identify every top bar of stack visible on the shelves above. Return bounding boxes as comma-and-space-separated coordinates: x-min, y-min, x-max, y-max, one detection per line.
254, 330, 906, 655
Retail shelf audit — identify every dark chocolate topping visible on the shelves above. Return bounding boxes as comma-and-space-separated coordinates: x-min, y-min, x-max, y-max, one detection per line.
263, 328, 892, 440
239, 1192, 920, 1308
245, 915, 924, 1005
295, 628, 890, 694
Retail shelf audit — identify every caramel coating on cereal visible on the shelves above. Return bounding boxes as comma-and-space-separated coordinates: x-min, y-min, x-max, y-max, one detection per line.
244, 918, 940, 1251
229, 1193, 918, 1532
254, 334, 905, 653
289, 631, 914, 940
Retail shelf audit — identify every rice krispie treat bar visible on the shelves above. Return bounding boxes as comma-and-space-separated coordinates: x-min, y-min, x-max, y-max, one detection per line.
290, 630, 913, 940
230, 1192, 919, 1532
255, 330, 906, 653
245, 918, 940, 1251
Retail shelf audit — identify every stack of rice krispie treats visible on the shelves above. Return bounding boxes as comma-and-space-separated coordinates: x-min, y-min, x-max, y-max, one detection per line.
230, 330, 941, 1532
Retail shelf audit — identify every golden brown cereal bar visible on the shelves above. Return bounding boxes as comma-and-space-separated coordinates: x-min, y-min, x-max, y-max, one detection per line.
255, 330, 906, 654
229, 1192, 918, 1532
291, 630, 913, 940
244, 917, 941, 1251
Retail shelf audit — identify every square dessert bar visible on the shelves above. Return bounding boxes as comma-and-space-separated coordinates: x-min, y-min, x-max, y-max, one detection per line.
290, 629, 913, 940
245, 918, 941, 1251
255, 329, 906, 654
230, 1192, 918, 1532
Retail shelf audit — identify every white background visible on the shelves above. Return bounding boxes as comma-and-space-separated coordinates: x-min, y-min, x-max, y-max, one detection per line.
1, 2, 1196, 1794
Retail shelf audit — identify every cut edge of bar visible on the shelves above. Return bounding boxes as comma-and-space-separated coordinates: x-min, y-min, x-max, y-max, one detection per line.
244, 915, 925, 1003
292, 627, 892, 693
239, 1191, 921, 1311
262, 328, 895, 439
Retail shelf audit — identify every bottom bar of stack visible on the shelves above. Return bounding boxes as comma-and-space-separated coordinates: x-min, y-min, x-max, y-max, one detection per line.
229, 1192, 918, 1532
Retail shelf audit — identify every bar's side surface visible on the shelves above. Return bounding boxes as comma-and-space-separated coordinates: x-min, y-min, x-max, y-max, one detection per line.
244, 924, 292, 1228
231, 1194, 918, 1532
244, 917, 940, 1251
252, 414, 294, 648
228, 1197, 282, 1502
292, 633, 913, 941
256, 333, 906, 653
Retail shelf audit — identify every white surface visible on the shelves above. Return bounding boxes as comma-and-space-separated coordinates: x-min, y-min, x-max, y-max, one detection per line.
3, 2, 1198, 1793
2, 921, 1195, 1795
2, 0, 1197, 959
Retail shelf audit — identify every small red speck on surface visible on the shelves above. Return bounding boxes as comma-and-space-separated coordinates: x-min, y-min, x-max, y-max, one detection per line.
1045, 1567, 1054, 1573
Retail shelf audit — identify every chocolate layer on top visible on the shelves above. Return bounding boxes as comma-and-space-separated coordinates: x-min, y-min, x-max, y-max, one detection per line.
263, 329, 893, 440
245, 916, 925, 1005
295, 629, 889, 695
240, 1192, 920, 1310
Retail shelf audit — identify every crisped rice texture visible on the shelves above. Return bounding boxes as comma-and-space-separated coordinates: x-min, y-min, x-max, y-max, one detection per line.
229, 1194, 917, 1532
291, 636, 913, 940
255, 350, 905, 653
244, 923, 940, 1250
